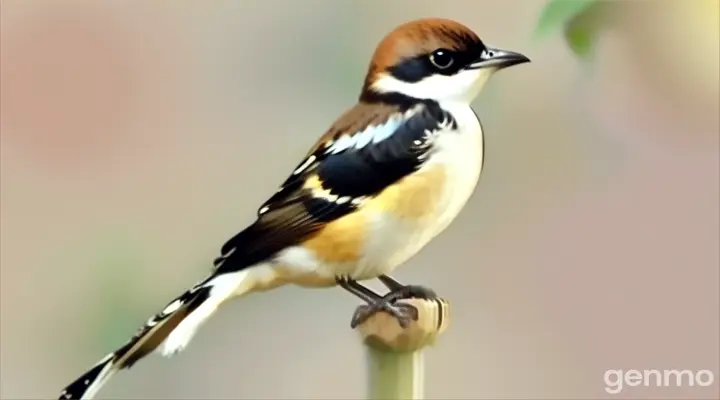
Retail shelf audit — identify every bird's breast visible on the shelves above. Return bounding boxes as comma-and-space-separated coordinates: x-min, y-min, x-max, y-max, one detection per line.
360, 104, 485, 271
418, 103, 485, 239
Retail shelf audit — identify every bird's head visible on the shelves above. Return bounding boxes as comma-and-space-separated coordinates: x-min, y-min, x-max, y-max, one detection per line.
361, 18, 530, 105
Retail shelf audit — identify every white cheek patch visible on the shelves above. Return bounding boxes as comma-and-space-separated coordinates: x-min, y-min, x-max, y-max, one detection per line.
371, 69, 493, 104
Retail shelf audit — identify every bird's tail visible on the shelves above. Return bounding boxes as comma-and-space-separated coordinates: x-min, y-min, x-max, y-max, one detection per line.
58, 269, 256, 400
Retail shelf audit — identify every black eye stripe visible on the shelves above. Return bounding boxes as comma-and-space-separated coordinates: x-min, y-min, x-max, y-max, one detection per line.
386, 40, 486, 83
387, 57, 429, 83
388, 52, 465, 82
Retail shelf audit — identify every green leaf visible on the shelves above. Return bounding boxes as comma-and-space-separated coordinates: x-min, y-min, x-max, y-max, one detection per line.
564, 24, 595, 60
534, 0, 597, 39
535, 0, 611, 60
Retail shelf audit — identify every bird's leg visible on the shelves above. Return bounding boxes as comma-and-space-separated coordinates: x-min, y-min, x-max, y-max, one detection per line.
378, 274, 438, 302
336, 277, 381, 304
336, 277, 419, 329
377, 274, 405, 291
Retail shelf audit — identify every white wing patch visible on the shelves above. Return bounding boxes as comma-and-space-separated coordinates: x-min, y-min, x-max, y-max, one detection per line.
293, 155, 316, 175
328, 134, 355, 155
160, 299, 183, 316
325, 108, 420, 155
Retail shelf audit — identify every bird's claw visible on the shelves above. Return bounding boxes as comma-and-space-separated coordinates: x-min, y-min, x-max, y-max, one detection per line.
350, 301, 419, 329
344, 277, 438, 329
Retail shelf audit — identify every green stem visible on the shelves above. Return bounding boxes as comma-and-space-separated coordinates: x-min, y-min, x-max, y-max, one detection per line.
366, 346, 425, 400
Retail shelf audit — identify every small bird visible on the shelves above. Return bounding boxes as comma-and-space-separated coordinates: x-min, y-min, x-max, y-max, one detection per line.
58, 17, 529, 400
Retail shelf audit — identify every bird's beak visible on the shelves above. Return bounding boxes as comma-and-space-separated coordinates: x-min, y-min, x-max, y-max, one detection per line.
467, 46, 530, 70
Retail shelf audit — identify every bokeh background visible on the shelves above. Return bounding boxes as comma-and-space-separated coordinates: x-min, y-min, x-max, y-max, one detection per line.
1, 0, 718, 399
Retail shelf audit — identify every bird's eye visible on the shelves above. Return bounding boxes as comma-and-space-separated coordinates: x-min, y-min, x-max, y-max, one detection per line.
429, 49, 454, 69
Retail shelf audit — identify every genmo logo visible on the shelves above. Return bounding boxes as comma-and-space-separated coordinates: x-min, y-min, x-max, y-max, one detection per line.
604, 369, 716, 394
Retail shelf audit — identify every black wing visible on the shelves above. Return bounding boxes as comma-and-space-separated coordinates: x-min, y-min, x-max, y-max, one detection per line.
212, 102, 453, 273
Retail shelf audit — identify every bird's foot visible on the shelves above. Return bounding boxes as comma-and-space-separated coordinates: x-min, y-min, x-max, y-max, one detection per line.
350, 298, 419, 329
350, 283, 438, 328
341, 275, 439, 329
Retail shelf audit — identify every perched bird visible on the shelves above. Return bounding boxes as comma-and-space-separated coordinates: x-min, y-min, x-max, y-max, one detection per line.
58, 17, 529, 400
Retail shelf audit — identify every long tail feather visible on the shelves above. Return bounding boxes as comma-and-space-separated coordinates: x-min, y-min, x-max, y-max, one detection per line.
58, 269, 254, 400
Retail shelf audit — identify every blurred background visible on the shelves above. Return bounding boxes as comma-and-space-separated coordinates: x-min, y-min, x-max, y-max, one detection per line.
1, 0, 718, 399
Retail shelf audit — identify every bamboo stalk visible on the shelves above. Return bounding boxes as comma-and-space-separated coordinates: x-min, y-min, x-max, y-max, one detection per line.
356, 298, 450, 400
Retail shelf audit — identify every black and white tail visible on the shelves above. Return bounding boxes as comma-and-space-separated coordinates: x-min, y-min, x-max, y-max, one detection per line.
58, 269, 255, 400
